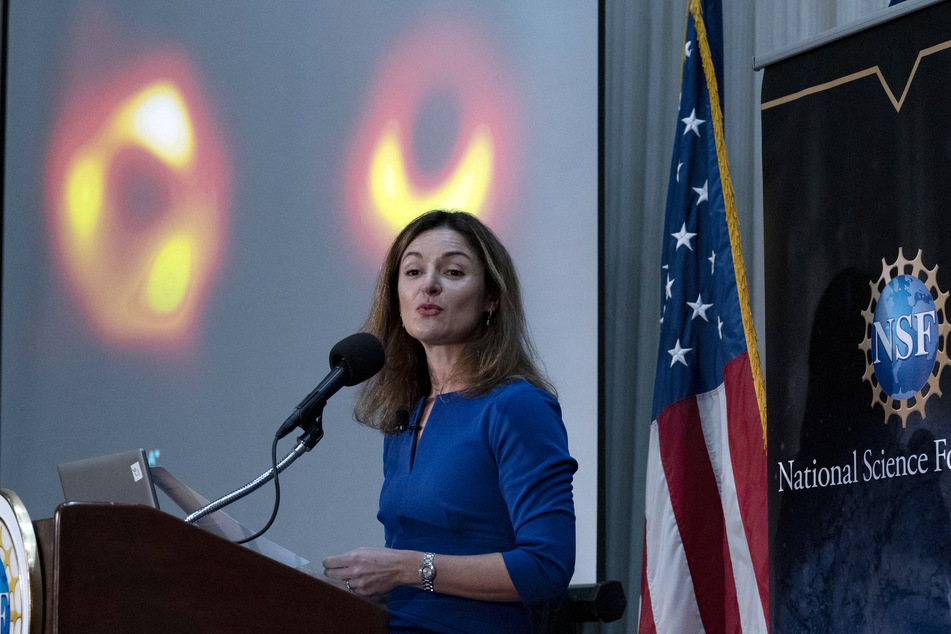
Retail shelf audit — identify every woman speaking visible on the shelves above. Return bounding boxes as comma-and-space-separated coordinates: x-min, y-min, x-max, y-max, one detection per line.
324, 210, 576, 633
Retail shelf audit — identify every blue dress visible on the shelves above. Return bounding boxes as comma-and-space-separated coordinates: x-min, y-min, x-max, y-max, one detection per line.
379, 380, 577, 633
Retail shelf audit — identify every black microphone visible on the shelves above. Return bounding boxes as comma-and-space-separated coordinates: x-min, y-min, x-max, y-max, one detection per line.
395, 409, 416, 433
275, 333, 385, 439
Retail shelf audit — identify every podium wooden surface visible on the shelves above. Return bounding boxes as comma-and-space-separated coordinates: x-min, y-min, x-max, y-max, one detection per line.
32, 502, 387, 633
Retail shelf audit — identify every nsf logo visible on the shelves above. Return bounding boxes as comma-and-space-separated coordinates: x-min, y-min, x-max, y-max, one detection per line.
859, 249, 951, 427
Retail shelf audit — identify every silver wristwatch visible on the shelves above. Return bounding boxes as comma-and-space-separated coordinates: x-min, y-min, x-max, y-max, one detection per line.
419, 552, 437, 592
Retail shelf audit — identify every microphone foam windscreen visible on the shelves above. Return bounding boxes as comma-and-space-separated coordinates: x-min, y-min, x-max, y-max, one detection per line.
329, 332, 385, 385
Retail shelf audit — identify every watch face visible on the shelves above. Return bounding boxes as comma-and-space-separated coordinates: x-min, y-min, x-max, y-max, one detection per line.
421, 564, 436, 581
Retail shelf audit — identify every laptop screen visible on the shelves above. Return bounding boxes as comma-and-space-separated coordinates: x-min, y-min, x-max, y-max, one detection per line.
58, 448, 160, 509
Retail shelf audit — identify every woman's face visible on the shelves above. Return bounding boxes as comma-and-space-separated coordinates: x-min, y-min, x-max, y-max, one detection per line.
397, 227, 496, 352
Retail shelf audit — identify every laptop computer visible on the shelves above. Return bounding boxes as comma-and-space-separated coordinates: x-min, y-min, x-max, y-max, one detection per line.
58, 448, 161, 509
57, 449, 310, 568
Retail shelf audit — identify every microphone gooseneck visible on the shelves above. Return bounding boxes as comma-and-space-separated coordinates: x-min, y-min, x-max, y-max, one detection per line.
186, 333, 385, 531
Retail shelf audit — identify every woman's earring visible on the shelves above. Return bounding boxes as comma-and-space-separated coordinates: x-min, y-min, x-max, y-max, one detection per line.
486, 310, 493, 327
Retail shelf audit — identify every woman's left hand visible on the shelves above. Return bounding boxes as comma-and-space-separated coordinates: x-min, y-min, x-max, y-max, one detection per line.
323, 546, 415, 599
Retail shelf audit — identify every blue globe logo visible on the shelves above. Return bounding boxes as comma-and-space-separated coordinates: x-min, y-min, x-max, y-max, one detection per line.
872, 275, 939, 399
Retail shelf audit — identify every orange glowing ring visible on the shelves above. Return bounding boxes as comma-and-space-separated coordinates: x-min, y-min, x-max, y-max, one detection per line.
344, 14, 522, 257
45, 53, 229, 348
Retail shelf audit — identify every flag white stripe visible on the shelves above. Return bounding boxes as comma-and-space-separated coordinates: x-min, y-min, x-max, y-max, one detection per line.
644, 419, 705, 633
696, 385, 768, 633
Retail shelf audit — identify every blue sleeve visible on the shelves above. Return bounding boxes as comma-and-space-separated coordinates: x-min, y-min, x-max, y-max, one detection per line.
491, 384, 578, 604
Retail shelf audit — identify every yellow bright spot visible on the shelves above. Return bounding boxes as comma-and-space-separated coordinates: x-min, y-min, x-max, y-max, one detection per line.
65, 152, 105, 242
119, 82, 194, 168
369, 121, 494, 230
146, 236, 192, 314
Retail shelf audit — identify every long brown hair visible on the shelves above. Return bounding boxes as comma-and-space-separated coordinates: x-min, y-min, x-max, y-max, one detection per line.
354, 209, 555, 434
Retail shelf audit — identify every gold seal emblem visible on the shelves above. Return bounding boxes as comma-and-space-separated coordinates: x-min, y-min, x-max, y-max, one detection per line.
0, 490, 42, 633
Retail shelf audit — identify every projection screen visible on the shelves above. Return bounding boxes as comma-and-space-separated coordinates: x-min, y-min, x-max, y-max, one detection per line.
0, 0, 599, 584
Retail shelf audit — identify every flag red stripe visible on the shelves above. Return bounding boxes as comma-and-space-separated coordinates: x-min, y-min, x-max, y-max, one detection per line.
725, 353, 770, 624
657, 396, 741, 633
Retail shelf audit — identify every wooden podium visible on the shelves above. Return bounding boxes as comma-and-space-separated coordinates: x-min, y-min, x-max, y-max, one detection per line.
32, 502, 388, 632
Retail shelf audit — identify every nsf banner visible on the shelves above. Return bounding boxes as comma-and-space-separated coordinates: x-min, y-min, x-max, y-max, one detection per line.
760, 1, 951, 631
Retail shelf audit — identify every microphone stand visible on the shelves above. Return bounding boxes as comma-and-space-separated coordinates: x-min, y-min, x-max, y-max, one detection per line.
184, 413, 326, 525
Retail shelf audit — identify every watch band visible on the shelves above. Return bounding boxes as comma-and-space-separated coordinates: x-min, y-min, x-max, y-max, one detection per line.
419, 552, 436, 592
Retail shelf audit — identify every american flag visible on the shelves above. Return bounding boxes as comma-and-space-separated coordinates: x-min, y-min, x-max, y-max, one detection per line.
638, 1, 769, 632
